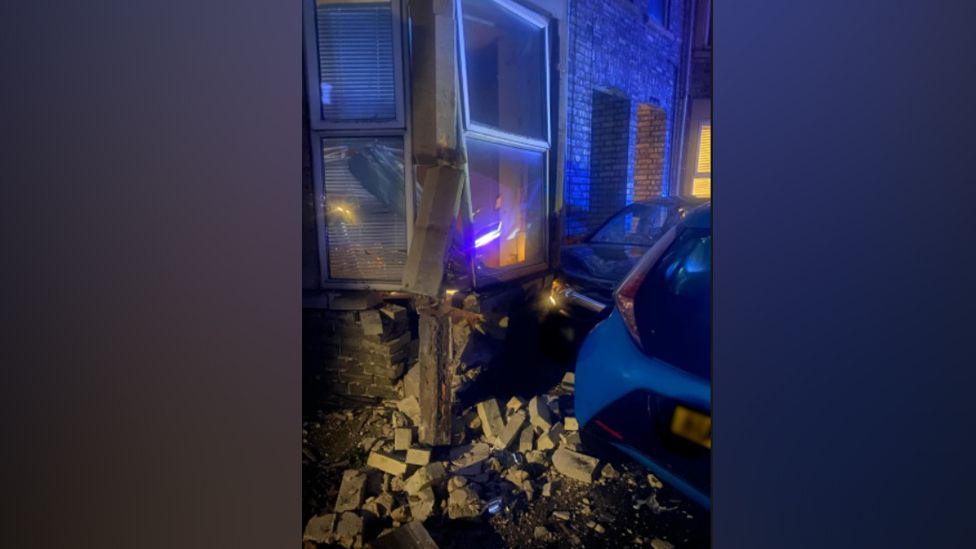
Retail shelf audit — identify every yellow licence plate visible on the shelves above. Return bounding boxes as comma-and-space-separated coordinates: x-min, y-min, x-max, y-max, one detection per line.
670, 406, 711, 449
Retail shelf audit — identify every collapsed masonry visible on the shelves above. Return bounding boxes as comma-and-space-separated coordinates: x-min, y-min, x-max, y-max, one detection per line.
303, 371, 678, 548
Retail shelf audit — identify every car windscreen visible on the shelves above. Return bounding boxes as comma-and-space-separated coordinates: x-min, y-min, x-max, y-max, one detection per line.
634, 225, 711, 379
589, 204, 675, 246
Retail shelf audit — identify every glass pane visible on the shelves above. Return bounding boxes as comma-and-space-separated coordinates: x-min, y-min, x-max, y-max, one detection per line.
696, 123, 711, 174
692, 177, 711, 198
590, 204, 674, 246
315, 0, 397, 123
460, 0, 547, 140
635, 227, 711, 378
468, 138, 545, 276
321, 137, 407, 281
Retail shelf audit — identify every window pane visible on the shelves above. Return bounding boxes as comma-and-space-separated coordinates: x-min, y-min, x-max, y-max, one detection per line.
468, 138, 546, 276
696, 123, 711, 174
460, 0, 547, 140
691, 177, 711, 198
322, 137, 407, 281
315, 0, 397, 123
590, 204, 674, 246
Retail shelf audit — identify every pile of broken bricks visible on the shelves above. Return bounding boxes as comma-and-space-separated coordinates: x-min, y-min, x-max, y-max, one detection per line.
303, 370, 677, 548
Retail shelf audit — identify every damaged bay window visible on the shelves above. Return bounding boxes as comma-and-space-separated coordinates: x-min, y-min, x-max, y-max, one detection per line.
304, 0, 413, 287
458, 0, 551, 284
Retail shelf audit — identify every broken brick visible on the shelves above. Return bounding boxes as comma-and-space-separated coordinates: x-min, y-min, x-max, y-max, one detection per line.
334, 469, 367, 512
303, 513, 336, 544
528, 396, 552, 431
552, 448, 600, 484
493, 410, 526, 450
476, 399, 505, 440
368, 451, 409, 476
406, 447, 432, 465
403, 462, 447, 495
395, 427, 413, 451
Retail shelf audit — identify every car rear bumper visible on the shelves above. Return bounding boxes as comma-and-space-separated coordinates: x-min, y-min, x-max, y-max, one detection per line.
575, 310, 711, 508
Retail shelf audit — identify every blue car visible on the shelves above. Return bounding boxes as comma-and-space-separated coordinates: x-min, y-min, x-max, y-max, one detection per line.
575, 204, 711, 509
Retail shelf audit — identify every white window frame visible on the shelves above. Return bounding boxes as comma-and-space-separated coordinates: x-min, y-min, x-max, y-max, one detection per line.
304, 0, 406, 131
304, 0, 415, 290
455, 0, 553, 286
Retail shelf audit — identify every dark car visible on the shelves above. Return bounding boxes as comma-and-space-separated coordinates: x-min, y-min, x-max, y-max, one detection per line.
549, 196, 708, 316
575, 204, 711, 508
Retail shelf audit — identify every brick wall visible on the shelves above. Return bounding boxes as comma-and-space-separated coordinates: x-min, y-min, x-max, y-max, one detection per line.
633, 103, 667, 200
588, 90, 631, 229
565, 0, 688, 237
304, 301, 417, 403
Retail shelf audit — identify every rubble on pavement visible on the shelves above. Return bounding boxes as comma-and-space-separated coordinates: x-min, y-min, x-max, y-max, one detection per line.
303, 369, 697, 548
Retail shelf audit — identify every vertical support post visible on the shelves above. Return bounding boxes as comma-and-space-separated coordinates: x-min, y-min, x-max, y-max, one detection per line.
416, 298, 453, 445
403, 0, 462, 446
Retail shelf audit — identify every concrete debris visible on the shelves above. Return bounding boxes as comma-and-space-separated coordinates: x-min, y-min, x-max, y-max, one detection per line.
371, 521, 440, 549
450, 442, 491, 476
494, 410, 526, 450
601, 463, 620, 480
408, 487, 436, 521
528, 396, 553, 431
404, 462, 447, 495
446, 485, 483, 519
593, 523, 606, 534
390, 505, 411, 523
546, 396, 562, 418
559, 431, 582, 451
335, 469, 368, 512
650, 539, 675, 549
395, 428, 413, 451
476, 399, 506, 440
402, 365, 420, 400
518, 425, 535, 452
551, 510, 571, 521
563, 416, 579, 431
537, 421, 564, 451
335, 512, 363, 548
647, 473, 664, 489
552, 448, 600, 484
505, 396, 526, 413
303, 513, 336, 544
368, 451, 409, 476
561, 371, 575, 391
533, 526, 550, 540
447, 475, 469, 492
406, 447, 432, 466
360, 436, 377, 451
524, 450, 547, 465
392, 411, 410, 428
542, 481, 554, 497
396, 396, 422, 424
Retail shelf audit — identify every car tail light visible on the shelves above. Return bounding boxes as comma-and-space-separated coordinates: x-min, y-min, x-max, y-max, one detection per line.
614, 227, 677, 348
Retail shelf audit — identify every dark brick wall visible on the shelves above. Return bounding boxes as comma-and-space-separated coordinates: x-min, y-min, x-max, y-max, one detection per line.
565, 0, 689, 237
588, 90, 631, 229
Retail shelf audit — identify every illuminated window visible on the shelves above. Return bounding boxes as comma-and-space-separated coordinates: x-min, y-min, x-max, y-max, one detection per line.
304, 0, 412, 287
691, 121, 711, 198
458, 0, 551, 283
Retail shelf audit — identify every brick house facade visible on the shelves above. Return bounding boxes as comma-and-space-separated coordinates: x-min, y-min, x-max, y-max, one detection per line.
564, 0, 691, 238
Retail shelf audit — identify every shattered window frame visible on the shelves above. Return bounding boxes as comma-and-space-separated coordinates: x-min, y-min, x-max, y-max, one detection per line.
304, 0, 416, 289
456, 0, 553, 286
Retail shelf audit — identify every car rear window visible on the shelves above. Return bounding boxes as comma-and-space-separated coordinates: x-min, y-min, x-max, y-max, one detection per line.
634, 225, 711, 378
